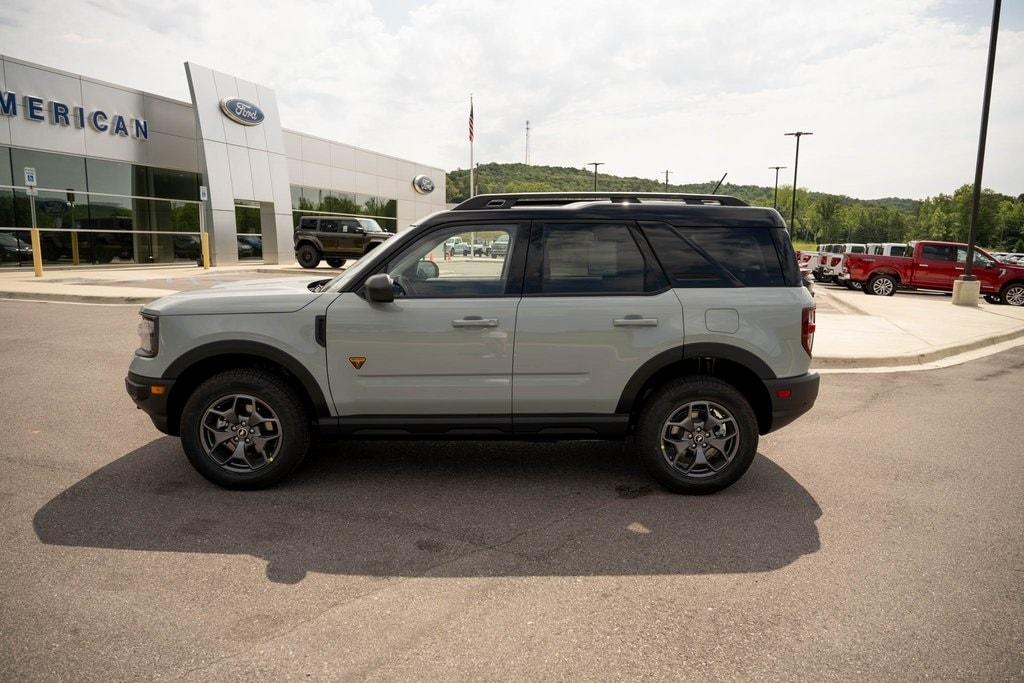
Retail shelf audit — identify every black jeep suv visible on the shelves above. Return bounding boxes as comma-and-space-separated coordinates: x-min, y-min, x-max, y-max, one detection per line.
294, 216, 392, 269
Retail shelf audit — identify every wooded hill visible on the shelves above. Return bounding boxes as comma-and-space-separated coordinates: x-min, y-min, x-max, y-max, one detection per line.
446, 163, 1024, 251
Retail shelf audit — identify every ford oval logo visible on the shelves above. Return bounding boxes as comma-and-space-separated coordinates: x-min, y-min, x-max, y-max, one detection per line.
412, 174, 435, 194
219, 97, 265, 126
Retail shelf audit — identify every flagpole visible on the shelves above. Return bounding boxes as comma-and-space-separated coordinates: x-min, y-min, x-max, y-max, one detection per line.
469, 94, 475, 198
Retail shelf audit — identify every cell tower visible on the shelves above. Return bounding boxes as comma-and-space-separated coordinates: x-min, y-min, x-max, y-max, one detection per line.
525, 120, 530, 165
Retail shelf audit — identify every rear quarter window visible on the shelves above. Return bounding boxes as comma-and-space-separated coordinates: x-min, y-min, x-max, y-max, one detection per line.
641, 223, 790, 288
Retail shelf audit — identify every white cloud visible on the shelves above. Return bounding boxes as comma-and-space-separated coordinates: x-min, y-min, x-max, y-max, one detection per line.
0, 0, 1020, 198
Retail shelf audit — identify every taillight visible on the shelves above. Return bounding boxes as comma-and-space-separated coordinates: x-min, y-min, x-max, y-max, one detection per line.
802, 306, 816, 357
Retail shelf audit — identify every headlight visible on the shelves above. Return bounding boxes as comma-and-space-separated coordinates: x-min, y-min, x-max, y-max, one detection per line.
136, 313, 158, 357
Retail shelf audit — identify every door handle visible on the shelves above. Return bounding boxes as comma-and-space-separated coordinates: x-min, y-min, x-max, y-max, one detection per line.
613, 315, 659, 327
919, 264, 929, 267
452, 316, 498, 328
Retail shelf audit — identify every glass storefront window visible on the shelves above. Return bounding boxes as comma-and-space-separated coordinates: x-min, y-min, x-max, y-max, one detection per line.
235, 205, 262, 260
1, 146, 203, 268
290, 184, 398, 232
9, 148, 88, 192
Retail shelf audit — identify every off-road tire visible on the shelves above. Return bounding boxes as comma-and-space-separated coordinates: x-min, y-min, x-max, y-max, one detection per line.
180, 369, 311, 489
297, 243, 321, 269
636, 376, 759, 494
326, 258, 346, 268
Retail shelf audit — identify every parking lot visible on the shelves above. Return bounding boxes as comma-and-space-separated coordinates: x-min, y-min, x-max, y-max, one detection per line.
1, 296, 1022, 679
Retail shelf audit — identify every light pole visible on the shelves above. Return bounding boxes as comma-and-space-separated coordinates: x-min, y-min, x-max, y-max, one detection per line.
661, 170, 672, 190
784, 131, 812, 230
962, 0, 1001, 286
769, 166, 786, 210
587, 162, 604, 191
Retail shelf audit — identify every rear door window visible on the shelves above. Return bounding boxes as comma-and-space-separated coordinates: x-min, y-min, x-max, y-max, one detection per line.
526, 223, 655, 295
641, 224, 787, 287
921, 244, 954, 261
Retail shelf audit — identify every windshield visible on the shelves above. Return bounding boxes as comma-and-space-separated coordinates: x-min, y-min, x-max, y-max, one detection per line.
322, 229, 408, 291
357, 218, 384, 233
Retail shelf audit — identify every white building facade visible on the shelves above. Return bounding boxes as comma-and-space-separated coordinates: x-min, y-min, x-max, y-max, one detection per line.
0, 55, 446, 268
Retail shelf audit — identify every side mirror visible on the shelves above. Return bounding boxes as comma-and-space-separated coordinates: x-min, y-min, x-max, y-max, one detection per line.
365, 273, 394, 303
415, 259, 439, 280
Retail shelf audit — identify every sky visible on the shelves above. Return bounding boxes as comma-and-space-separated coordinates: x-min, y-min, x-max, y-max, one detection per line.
0, 0, 1021, 200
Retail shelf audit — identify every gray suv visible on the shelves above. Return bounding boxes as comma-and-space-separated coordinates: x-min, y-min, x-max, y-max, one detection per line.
127, 192, 819, 494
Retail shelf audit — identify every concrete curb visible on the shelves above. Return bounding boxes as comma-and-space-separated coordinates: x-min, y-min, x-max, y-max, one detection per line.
812, 325, 1024, 369
0, 290, 158, 304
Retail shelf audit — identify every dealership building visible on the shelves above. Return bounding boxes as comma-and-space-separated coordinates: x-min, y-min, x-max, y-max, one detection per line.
0, 55, 447, 267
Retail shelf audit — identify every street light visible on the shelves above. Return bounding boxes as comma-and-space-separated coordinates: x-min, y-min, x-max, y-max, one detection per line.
784, 131, 812, 231
961, 0, 1001, 289
769, 166, 787, 210
587, 162, 604, 191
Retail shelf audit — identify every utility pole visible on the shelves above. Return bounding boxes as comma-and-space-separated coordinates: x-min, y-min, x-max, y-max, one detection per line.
587, 162, 604, 191
784, 131, 812, 229
525, 120, 530, 165
769, 166, 786, 210
661, 170, 672, 190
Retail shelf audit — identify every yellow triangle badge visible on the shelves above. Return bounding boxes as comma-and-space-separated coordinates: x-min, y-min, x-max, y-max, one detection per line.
349, 356, 366, 369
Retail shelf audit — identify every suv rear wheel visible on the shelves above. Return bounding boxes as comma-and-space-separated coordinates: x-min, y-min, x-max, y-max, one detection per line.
297, 243, 321, 269
636, 377, 759, 494
326, 257, 346, 268
180, 369, 311, 489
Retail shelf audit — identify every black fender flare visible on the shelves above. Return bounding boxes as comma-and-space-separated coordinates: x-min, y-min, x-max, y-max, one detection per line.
162, 340, 330, 416
615, 343, 776, 414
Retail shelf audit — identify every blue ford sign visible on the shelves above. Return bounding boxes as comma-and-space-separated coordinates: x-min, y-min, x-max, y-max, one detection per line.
219, 97, 265, 126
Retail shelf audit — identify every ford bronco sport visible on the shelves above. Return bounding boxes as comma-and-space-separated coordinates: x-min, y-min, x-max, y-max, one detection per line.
127, 192, 819, 493
294, 215, 391, 269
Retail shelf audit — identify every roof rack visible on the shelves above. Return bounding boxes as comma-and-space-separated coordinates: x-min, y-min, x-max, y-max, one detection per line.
452, 191, 749, 211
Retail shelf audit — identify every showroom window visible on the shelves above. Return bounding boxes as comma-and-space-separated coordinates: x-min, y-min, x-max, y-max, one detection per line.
1, 145, 203, 267
290, 184, 397, 233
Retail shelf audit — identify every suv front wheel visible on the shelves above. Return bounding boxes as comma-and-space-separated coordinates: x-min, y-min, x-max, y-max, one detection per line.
180, 369, 311, 489
296, 243, 321, 269
636, 377, 759, 494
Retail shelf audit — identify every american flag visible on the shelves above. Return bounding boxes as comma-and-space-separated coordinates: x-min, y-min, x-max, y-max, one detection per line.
468, 100, 474, 142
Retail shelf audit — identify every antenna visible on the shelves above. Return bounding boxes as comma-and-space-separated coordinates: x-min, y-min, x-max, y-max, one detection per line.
711, 172, 728, 194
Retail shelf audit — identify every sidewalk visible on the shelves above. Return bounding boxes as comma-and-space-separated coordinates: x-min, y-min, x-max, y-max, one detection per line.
0, 261, 326, 303
813, 286, 1024, 368
3, 264, 1023, 368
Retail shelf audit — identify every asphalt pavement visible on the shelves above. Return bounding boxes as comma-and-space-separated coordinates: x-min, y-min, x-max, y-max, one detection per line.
0, 298, 1021, 680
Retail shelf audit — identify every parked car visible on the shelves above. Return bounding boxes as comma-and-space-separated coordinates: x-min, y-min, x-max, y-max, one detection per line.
443, 236, 471, 257
845, 240, 1024, 305
126, 191, 819, 494
0, 232, 33, 263
836, 244, 909, 290
294, 216, 392, 269
819, 243, 867, 283
489, 234, 509, 259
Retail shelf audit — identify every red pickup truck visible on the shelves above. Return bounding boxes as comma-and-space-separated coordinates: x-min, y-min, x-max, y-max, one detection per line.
845, 240, 1024, 306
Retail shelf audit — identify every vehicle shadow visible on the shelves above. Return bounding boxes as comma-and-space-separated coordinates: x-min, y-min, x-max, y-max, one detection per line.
34, 438, 821, 584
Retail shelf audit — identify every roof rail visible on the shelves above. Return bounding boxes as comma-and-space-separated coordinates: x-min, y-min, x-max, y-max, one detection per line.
452, 191, 749, 211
